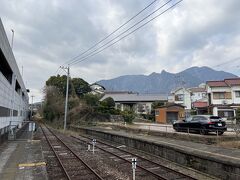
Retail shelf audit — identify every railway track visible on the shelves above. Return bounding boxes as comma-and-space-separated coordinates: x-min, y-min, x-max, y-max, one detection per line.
71, 134, 197, 180
40, 124, 103, 180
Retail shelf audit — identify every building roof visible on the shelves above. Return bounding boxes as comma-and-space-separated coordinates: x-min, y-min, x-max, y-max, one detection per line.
101, 93, 168, 102
224, 78, 240, 86
172, 87, 191, 94
192, 102, 208, 108
206, 81, 228, 87
155, 103, 185, 109
207, 77, 240, 87
188, 87, 206, 92
104, 91, 137, 94
90, 83, 106, 90
164, 103, 185, 108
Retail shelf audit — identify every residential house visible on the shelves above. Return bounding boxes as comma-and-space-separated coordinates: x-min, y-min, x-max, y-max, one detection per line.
100, 91, 168, 114
155, 103, 185, 124
89, 83, 105, 95
206, 78, 240, 120
189, 87, 208, 114
189, 87, 207, 102
171, 87, 192, 110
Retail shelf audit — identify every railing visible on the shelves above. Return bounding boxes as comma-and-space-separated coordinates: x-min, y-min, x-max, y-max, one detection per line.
106, 121, 238, 136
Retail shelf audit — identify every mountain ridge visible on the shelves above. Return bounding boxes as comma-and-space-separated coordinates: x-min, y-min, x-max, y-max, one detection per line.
97, 66, 238, 94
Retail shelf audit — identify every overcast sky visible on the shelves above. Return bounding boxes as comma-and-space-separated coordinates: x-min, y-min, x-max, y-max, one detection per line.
0, 0, 240, 102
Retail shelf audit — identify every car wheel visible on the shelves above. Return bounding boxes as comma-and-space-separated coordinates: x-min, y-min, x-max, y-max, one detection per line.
216, 131, 224, 135
175, 128, 180, 132
200, 128, 207, 135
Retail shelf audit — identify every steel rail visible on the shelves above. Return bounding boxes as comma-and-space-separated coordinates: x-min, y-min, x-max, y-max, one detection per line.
71, 135, 196, 180
46, 127, 104, 180
41, 124, 103, 180
73, 134, 197, 179
40, 125, 71, 180
72, 136, 169, 180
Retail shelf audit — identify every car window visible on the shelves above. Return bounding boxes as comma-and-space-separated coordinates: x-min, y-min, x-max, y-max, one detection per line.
185, 117, 192, 122
198, 116, 208, 121
210, 116, 222, 120
191, 116, 199, 121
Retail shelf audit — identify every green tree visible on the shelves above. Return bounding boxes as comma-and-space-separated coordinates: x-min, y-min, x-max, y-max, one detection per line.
42, 86, 65, 122
236, 108, 240, 124
46, 75, 90, 96
46, 75, 69, 96
152, 101, 165, 109
101, 97, 115, 108
72, 78, 91, 96
83, 94, 101, 107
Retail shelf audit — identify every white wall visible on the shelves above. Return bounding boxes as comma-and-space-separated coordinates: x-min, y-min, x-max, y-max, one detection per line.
208, 86, 232, 105
174, 88, 191, 109
0, 19, 29, 129
0, 73, 28, 129
232, 86, 240, 104
191, 92, 206, 102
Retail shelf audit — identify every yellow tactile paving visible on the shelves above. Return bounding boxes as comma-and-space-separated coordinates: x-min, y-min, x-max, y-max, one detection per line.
18, 162, 46, 168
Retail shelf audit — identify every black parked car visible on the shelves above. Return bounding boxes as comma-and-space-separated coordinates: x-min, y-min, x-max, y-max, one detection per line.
173, 115, 227, 135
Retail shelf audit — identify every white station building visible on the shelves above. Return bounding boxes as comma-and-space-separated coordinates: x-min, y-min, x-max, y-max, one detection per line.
0, 19, 29, 129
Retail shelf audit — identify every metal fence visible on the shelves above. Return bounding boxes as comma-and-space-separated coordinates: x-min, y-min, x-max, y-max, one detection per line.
7, 121, 37, 141
107, 122, 240, 139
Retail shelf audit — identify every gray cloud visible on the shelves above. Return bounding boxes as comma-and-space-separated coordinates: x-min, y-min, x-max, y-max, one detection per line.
0, 0, 239, 102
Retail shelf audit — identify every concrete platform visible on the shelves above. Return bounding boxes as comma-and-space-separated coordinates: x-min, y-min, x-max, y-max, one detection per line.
0, 129, 48, 180
70, 125, 240, 179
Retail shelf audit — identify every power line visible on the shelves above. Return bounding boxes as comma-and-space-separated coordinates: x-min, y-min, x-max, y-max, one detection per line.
56, 0, 159, 73
69, 0, 173, 66
71, 0, 182, 66
213, 57, 240, 68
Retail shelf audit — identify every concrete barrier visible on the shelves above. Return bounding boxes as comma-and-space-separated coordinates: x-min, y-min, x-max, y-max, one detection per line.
70, 126, 240, 180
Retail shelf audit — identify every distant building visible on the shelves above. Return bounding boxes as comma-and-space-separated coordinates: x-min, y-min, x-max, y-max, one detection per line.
155, 103, 185, 124
206, 78, 240, 120
170, 86, 208, 115
171, 87, 192, 110
89, 83, 105, 95
189, 87, 208, 114
188, 87, 207, 102
100, 91, 168, 114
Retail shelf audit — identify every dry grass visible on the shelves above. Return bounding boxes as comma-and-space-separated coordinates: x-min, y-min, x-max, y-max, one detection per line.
218, 141, 240, 149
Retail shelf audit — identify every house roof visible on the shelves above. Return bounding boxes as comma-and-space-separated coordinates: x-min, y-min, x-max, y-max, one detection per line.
224, 78, 240, 86
188, 87, 206, 92
101, 93, 168, 102
90, 83, 106, 90
192, 102, 208, 108
164, 103, 185, 108
155, 103, 185, 109
104, 91, 137, 94
172, 87, 191, 93
206, 81, 228, 87
207, 77, 240, 87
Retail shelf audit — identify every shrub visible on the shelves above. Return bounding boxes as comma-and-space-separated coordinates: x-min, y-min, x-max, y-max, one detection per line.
83, 94, 100, 107
101, 97, 115, 108
121, 110, 135, 124
236, 108, 240, 124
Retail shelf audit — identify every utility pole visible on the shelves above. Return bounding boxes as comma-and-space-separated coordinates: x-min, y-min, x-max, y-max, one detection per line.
60, 65, 70, 131
11, 29, 14, 49
31, 95, 34, 120
21, 66, 23, 77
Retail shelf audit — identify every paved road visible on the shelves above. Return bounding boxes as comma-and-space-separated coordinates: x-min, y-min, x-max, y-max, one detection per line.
100, 122, 236, 136
135, 122, 237, 136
